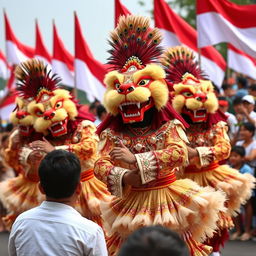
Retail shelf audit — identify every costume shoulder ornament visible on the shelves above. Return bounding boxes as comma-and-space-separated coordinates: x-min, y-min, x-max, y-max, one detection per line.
161, 46, 219, 123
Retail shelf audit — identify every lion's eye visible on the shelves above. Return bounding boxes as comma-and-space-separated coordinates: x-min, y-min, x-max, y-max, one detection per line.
114, 82, 121, 89
138, 79, 151, 86
35, 109, 43, 116
55, 101, 63, 109
182, 91, 193, 97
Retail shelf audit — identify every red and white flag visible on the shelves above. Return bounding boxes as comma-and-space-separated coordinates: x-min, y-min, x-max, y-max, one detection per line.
0, 91, 16, 120
228, 44, 256, 80
35, 20, 51, 66
52, 22, 74, 87
154, 0, 226, 87
4, 11, 34, 65
197, 0, 256, 57
74, 13, 106, 102
0, 50, 10, 80
115, 0, 131, 26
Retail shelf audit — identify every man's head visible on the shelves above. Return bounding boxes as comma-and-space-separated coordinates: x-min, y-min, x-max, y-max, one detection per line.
118, 225, 189, 256
242, 95, 255, 113
39, 150, 81, 199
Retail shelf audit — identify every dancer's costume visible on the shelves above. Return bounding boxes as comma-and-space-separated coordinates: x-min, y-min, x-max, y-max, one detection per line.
161, 46, 255, 253
0, 94, 44, 229
0, 59, 111, 228
94, 15, 226, 256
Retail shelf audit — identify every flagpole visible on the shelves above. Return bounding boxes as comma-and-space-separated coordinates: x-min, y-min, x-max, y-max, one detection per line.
73, 11, 78, 99
198, 47, 202, 69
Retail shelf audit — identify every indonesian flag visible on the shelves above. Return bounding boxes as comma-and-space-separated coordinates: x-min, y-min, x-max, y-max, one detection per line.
0, 50, 10, 80
52, 22, 74, 87
115, 0, 131, 26
197, 0, 256, 57
6, 65, 16, 91
35, 20, 51, 66
74, 13, 106, 102
0, 91, 16, 120
154, 0, 226, 87
228, 44, 256, 80
4, 11, 34, 64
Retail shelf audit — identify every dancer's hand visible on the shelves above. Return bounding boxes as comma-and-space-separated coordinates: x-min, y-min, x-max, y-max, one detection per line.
30, 137, 55, 153
187, 146, 198, 159
110, 140, 136, 164
123, 170, 142, 187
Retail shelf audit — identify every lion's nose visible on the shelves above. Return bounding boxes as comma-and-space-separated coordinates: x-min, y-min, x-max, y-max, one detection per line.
195, 94, 207, 103
44, 110, 55, 120
118, 83, 135, 95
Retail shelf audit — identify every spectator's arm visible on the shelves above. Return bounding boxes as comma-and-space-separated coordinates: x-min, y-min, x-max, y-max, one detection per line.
8, 232, 17, 256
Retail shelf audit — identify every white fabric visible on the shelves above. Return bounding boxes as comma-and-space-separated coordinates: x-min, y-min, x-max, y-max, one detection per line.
0, 59, 9, 79
225, 112, 238, 140
159, 29, 224, 88
228, 48, 256, 80
0, 103, 16, 120
6, 41, 29, 65
75, 59, 105, 102
197, 12, 256, 57
8, 201, 108, 256
52, 59, 74, 87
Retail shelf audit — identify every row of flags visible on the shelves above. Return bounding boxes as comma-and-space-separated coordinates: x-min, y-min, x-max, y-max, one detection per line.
1, 0, 256, 120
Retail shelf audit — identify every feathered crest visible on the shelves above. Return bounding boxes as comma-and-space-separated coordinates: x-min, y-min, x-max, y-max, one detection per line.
15, 59, 61, 99
108, 15, 163, 72
161, 46, 206, 84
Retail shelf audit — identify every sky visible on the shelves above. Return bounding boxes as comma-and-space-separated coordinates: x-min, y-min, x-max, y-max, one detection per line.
0, 0, 153, 63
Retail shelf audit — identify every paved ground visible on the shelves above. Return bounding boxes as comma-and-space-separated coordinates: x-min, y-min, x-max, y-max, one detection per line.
1, 231, 256, 255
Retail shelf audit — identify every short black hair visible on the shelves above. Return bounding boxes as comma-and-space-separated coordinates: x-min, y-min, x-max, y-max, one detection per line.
96, 104, 106, 119
236, 76, 247, 88
249, 84, 256, 91
241, 122, 255, 136
222, 83, 232, 91
118, 226, 189, 256
39, 150, 81, 199
231, 146, 246, 157
233, 97, 243, 106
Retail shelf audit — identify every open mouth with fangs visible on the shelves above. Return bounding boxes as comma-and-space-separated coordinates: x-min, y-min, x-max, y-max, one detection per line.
183, 107, 208, 122
118, 98, 154, 123
19, 125, 34, 136
49, 118, 68, 137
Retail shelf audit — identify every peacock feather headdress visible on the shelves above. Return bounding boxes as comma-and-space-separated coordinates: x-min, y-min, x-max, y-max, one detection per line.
15, 59, 61, 101
161, 46, 206, 85
107, 15, 163, 72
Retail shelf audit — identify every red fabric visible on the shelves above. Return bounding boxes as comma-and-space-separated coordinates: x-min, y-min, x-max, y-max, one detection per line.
4, 11, 34, 59
114, 0, 131, 27
229, 44, 256, 65
206, 228, 229, 252
96, 102, 188, 135
207, 109, 228, 127
74, 13, 107, 84
197, 0, 256, 28
35, 21, 51, 63
53, 22, 74, 71
154, 0, 226, 71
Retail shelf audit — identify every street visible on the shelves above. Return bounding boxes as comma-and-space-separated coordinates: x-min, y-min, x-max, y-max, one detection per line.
1, 231, 256, 255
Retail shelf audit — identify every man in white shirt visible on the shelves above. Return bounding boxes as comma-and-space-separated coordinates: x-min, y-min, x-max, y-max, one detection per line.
241, 95, 256, 126
8, 150, 108, 256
